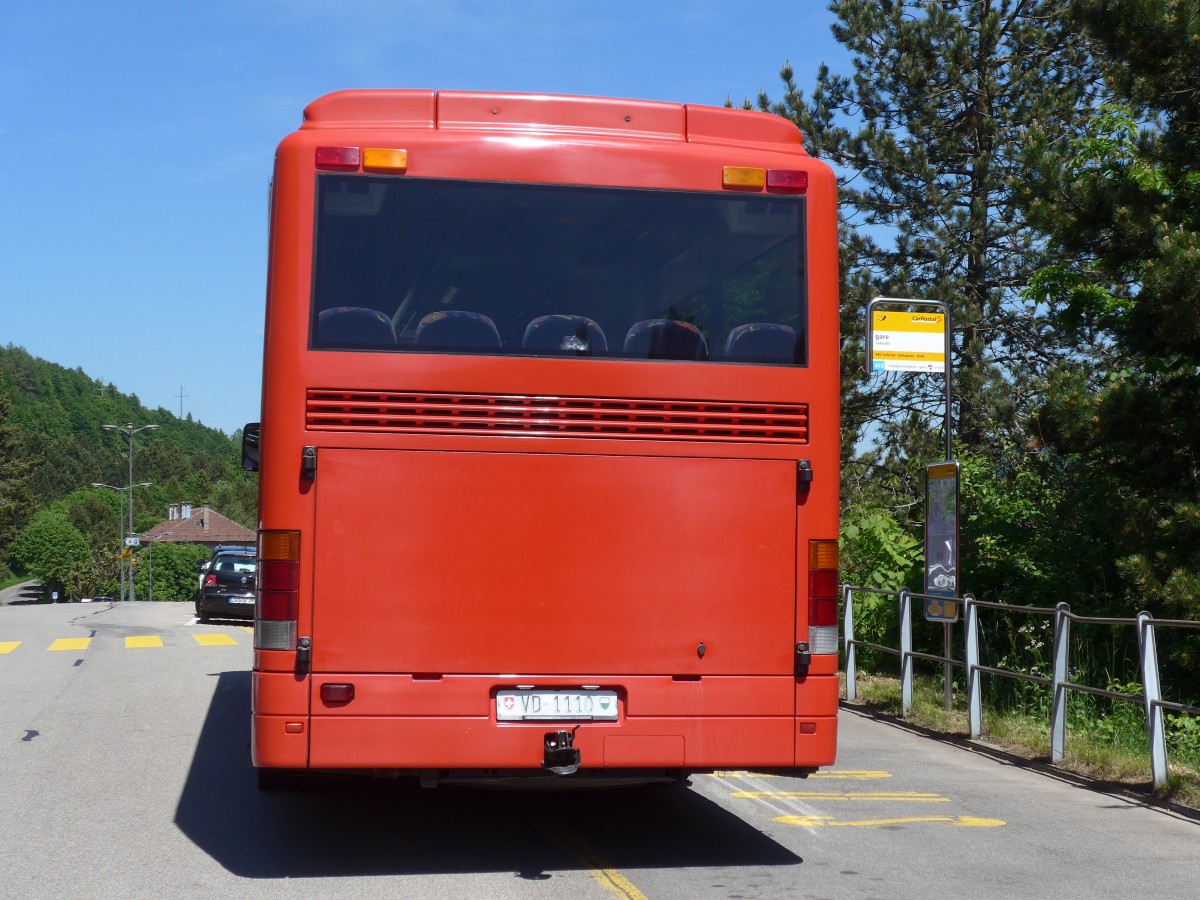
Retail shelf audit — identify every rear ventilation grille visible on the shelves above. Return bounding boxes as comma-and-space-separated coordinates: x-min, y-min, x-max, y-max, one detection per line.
306, 390, 808, 444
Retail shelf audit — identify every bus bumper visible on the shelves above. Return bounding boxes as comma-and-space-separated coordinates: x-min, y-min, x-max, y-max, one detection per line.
252, 671, 837, 772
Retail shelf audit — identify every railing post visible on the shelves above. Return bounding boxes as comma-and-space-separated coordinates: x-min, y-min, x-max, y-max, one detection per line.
1050, 602, 1070, 763
900, 589, 913, 715
1137, 612, 1169, 789
843, 584, 856, 701
965, 594, 982, 739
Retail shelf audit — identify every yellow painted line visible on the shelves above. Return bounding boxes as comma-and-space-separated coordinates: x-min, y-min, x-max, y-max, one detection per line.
48, 638, 91, 651
733, 790, 948, 803
240, 626, 253, 633
776, 814, 1005, 828
193, 633, 239, 646
125, 635, 163, 649
712, 770, 892, 780
550, 817, 647, 900
0, 641, 21, 654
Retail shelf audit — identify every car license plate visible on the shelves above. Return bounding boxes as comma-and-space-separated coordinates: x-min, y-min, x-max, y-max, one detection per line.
496, 690, 618, 722
229, 597, 255, 604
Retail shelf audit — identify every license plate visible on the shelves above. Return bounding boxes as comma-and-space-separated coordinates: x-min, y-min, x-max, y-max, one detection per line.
496, 690, 618, 722
229, 597, 255, 604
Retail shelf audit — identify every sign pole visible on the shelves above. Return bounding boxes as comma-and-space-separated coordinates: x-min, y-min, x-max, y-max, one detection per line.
866, 297, 958, 711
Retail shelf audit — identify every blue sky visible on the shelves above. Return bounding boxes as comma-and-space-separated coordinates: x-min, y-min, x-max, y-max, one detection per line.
1, 1, 847, 434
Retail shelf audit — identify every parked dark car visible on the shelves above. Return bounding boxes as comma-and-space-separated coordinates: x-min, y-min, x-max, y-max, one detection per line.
195, 547, 257, 622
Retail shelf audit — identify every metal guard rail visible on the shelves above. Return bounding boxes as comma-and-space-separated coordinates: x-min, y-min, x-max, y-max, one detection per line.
842, 584, 1200, 791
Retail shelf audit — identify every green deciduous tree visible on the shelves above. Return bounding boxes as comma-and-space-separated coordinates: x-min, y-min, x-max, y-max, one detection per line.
8, 509, 89, 597
134, 541, 207, 602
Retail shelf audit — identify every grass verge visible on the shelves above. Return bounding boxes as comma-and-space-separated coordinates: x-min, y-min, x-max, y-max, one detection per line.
845, 672, 1200, 811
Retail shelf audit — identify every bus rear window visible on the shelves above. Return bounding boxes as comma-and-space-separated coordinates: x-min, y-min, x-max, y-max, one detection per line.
311, 175, 808, 365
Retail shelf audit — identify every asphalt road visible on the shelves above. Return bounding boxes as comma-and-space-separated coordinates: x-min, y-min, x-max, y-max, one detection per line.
2, 600, 1197, 899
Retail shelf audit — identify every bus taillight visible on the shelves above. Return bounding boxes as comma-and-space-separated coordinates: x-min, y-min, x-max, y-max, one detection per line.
256, 530, 300, 651
315, 146, 361, 170
808, 540, 839, 655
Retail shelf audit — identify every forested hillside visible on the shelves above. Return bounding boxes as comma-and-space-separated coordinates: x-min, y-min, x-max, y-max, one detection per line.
0, 343, 257, 597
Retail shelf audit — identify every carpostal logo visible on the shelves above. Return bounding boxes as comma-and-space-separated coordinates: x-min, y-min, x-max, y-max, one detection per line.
910, 315, 942, 324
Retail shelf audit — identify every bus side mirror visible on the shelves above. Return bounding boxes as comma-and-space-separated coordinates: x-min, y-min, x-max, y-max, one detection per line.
242, 422, 261, 472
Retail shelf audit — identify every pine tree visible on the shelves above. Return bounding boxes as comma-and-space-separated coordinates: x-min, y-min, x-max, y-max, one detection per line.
754, 0, 1100, 468
1022, 0, 1200, 617
0, 392, 41, 576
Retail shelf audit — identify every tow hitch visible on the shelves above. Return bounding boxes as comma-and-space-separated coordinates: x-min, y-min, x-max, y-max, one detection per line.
542, 727, 581, 775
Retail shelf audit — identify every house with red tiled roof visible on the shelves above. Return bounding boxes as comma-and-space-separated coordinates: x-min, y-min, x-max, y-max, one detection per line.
139, 504, 255, 551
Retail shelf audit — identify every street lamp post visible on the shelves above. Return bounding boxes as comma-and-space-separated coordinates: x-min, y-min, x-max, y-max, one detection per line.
101, 423, 160, 601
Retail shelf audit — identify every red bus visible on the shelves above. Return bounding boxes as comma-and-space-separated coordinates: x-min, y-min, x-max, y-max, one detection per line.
244, 89, 840, 788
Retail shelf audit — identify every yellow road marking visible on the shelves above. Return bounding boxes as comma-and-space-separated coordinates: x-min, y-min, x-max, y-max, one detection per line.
710, 770, 893, 780
733, 790, 948, 802
0, 641, 20, 654
125, 635, 163, 649
193, 633, 239, 646
550, 817, 647, 900
776, 814, 1005, 828
48, 638, 91, 651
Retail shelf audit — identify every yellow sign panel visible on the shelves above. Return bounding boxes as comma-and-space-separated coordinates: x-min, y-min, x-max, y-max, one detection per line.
870, 311, 946, 372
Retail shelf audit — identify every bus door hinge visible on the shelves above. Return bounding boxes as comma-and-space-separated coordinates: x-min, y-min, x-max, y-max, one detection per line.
301, 446, 317, 481
296, 636, 312, 676
795, 641, 812, 677
797, 459, 813, 493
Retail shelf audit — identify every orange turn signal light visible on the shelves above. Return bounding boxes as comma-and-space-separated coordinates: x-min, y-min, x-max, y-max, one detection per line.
363, 148, 408, 172
722, 166, 766, 189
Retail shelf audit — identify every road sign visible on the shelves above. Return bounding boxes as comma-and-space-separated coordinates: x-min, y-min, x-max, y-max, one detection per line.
124, 536, 141, 547
870, 310, 947, 372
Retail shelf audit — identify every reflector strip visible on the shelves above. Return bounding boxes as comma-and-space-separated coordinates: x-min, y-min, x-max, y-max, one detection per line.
363, 148, 408, 171
723, 166, 766, 189
321, 684, 356, 703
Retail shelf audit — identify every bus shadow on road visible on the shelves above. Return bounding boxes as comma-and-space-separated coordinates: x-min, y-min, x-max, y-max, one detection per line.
175, 672, 803, 880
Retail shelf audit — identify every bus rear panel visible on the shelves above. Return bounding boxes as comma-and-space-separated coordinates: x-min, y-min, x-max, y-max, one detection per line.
251, 90, 840, 785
